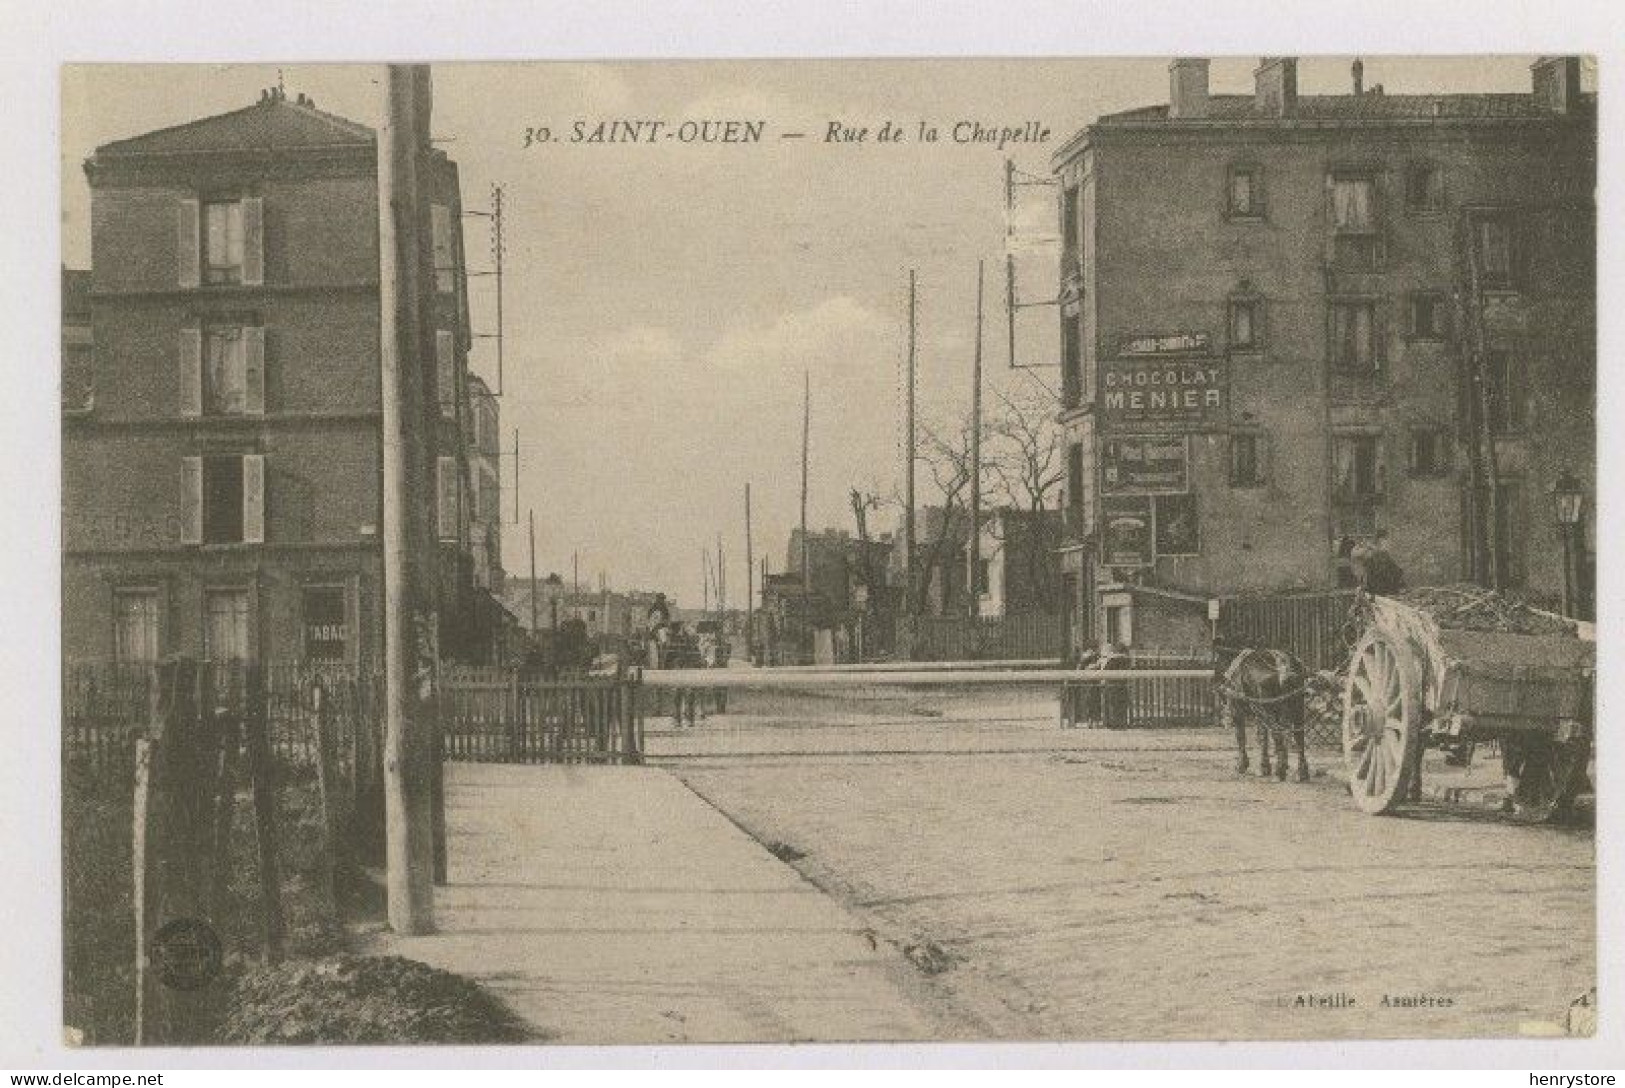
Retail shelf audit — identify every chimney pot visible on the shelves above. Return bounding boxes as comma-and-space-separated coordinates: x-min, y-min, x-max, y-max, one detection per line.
1168, 57, 1210, 119
1532, 56, 1582, 114
1254, 56, 1299, 117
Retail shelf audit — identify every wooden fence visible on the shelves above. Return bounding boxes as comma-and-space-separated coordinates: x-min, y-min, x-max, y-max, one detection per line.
439, 666, 644, 765
1214, 589, 1358, 672
62, 660, 375, 1045
901, 611, 1068, 663
1060, 662, 1217, 730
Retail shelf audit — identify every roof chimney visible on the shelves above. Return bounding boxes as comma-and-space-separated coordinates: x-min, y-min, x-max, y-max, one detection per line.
1168, 58, 1210, 119
1254, 57, 1298, 117
1532, 56, 1582, 114
1352, 58, 1364, 96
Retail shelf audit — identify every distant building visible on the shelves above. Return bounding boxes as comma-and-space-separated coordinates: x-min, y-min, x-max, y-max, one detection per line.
63, 87, 504, 668
975, 507, 1065, 619
500, 576, 668, 640
1053, 56, 1595, 649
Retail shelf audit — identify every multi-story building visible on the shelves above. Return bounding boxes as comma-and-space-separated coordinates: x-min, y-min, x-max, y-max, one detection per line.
1053, 56, 1595, 650
973, 507, 1065, 619
64, 86, 501, 669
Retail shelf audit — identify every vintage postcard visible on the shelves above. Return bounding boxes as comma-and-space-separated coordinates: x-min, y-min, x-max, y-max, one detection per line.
57, 56, 1596, 1048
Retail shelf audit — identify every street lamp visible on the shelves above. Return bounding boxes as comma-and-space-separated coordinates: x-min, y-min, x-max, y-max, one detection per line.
1550, 471, 1586, 618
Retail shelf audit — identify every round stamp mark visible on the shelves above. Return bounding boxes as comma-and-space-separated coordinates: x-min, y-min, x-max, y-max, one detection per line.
150, 918, 223, 991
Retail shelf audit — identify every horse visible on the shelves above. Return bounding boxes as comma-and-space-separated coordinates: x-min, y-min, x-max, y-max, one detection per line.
1215, 645, 1310, 782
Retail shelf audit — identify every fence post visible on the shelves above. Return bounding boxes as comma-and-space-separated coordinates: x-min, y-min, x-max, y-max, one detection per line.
241, 664, 285, 963
430, 662, 447, 886
310, 678, 344, 924
131, 732, 156, 1046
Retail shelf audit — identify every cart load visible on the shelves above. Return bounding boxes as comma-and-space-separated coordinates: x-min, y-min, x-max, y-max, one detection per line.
1342, 586, 1594, 820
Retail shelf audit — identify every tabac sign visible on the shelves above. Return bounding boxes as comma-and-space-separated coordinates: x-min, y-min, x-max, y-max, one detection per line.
1101, 357, 1227, 432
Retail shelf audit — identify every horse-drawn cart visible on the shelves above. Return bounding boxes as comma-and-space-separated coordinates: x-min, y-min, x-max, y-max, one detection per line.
1341, 591, 1594, 819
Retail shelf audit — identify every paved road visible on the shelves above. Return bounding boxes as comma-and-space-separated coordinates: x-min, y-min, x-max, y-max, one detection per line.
653, 693, 1595, 1041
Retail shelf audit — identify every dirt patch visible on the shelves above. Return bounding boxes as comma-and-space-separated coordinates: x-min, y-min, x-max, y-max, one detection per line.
766, 840, 807, 862
218, 954, 534, 1044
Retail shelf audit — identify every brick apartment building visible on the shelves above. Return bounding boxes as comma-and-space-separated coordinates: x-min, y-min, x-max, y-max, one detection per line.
1053, 56, 1595, 651
63, 86, 506, 669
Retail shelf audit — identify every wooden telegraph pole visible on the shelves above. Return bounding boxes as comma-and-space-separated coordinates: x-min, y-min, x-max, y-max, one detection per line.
968, 259, 985, 618
377, 63, 436, 934
904, 270, 917, 624
744, 482, 754, 660
800, 370, 811, 591
527, 510, 539, 635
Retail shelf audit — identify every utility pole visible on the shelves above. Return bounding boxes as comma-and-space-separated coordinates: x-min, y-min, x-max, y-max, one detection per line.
800, 369, 811, 592
968, 259, 985, 618
376, 62, 436, 935
744, 482, 754, 661
904, 270, 917, 618
703, 549, 712, 614
717, 532, 726, 615
527, 509, 539, 635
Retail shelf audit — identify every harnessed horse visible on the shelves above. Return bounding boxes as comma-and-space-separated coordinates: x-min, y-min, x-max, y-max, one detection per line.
1215, 645, 1310, 782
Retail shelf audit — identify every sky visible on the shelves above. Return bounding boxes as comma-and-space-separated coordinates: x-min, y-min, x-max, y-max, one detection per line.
61, 56, 1553, 608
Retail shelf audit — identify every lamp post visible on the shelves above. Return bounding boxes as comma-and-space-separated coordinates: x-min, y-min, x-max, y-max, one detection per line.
1550, 471, 1586, 619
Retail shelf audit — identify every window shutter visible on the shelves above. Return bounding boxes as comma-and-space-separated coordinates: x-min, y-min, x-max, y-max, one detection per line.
437, 455, 458, 541
180, 456, 203, 544
436, 331, 455, 417
468, 463, 481, 524
177, 198, 200, 287
242, 454, 265, 543
178, 326, 202, 416
243, 327, 266, 415
241, 197, 264, 286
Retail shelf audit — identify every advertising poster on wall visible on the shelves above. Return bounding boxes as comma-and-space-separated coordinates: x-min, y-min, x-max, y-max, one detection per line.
1101, 494, 1154, 567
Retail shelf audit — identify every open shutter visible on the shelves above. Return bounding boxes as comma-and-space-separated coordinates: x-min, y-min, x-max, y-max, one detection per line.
242, 454, 265, 544
180, 456, 203, 544
243, 327, 265, 415
177, 198, 200, 287
178, 326, 202, 416
436, 455, 458, 541
241, 197, 264, 286
436, 330, 455, 417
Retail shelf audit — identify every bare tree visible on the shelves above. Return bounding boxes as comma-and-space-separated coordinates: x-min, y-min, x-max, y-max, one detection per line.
914, 416, 978, 616
983, 388, 1067, 613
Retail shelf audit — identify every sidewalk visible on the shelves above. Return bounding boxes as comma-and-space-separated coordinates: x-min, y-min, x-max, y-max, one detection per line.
363, 762, 946, 1044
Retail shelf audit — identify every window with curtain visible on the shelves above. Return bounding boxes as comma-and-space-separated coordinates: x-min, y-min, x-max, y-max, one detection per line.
203, 201, 244, 284
204, 326, 246, 414
1330, 301, 1379, 373
113, 590, 159, 664
1333, 434, 1382, 501
1331, 176, 1380, 270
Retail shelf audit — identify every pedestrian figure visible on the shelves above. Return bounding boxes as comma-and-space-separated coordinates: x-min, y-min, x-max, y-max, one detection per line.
1351, 530, 1405, 596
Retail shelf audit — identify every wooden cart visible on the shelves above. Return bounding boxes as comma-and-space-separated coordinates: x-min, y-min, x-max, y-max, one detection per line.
1341, 593, 1594, 819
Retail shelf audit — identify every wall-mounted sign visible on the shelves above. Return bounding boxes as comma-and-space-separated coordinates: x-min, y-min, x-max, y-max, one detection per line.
1101, 494, 1154, 568
1120, 332, 1210, 356
302, 586, 349, 662
1101, 358, 1227, 432
1102, 435, 1189, 495
1154, 492, 1200, 557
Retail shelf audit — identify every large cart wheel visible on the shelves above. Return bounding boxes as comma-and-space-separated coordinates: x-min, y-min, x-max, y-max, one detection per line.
1343, 630, 1423, 815
1502, 734, 1591, 824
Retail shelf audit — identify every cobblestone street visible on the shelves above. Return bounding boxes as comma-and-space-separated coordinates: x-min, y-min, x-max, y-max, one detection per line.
655, 690, 1595, 1041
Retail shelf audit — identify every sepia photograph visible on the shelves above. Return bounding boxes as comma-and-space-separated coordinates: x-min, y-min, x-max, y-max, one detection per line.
48, 48, 1598, 1053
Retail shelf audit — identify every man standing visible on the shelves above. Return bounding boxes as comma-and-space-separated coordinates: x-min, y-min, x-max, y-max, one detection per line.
1352, 530, 1405, 596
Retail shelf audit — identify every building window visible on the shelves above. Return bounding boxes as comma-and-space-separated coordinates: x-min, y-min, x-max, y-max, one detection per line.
437, 455, 460, 541
1484, 348, 1526, 434
436, 330, 457, 418
1474, 216, 1517, 290
203, 200, 245, 284
1060, 311, 1082, 408
191, 454, 264, 545
1333, 434, 1383, 502
974, 559, 991, 596
204, 326, 247, 414
204, 588, 251, 664
113, 589, 160, 664
1330, 175, 1380, 270
1407, 293, 1449, 341
1228, 432, 1265, 488
431, 204, 455, 294
1067, 442, 1085, 520
1227, 165, 1264, 219
1060, 185, 1080, 274
1229, 298, 1261, 352
1330, 300, 1380, 374
1409, 428, 1452, 478
1404, 162, 1444, 213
